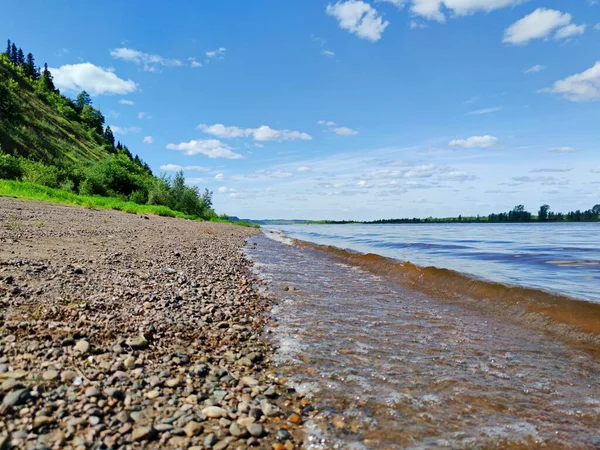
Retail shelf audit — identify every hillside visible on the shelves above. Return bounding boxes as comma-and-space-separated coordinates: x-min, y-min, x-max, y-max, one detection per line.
0, 39, 219, 221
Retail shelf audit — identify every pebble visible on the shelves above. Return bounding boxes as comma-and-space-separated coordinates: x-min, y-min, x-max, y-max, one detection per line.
123, 356, 136, 370
42, 370, 59, 381
204, 434, 218, 447
33, 415, 55, 428
132, 426, 155, 442
241, 376, 259, 387
288, 413, 302, 424
75, 340, 90, 354
165, 377, 180, 388
2, 388, 30, 407
85, 386, 101, 398
202, 406, 228, 418
183, 421, 203, 437
146, 390, 160, 399
247, 423, 264, 437
60, 370, 77, 382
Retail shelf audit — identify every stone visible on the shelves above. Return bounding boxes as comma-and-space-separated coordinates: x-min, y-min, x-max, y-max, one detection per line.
165, 378, 180, 388
204, 434, 218, 447
183, 421, 203, 437
153, 423, 173, 432
202, 406, 228, 418
246, 423, 264, 437
123, 356, 136, 370
214, 440, 230, 450
276, 429, 292, 442
88, 416, 101, 426
126, 335, 148, 349
229, 422, 244, 437
287, 413, 302, 425
3, 369, 28, 379
116, 411, 131, 423
42, 370, 59, 381
260, 400, 280, 417
75, 340, 90, 354
85, 386, 101, 398
132, 426, 155, 442
146, 390, 160, 399
241, 376, 259, 387
60, 370, 77, 382
2, 388, 30, 407
33, 415, 55, 429
284, 441, 294, 450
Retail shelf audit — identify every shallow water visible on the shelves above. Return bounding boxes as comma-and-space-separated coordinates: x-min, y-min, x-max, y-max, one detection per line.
270, 223, 600, 303
246, 232, 600, 449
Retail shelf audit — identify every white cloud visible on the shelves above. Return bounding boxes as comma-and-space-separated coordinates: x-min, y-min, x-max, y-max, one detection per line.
409, 20, 427, 29
322, 49, 336, 57
357, 180, 371, 188
466, 106, 503, 115
377, 0, 405, 7
326, 1, 389, 42
110, 47, 183, 72
217, 186, 235, 193
185, 177, 209, 185
554, 23, 586, 40
317, 120, 337, 126
166, 139, 244, 159
160, 164, 210, 172
297, 166, 312, 173
333, 126, 359, 135
595, 23, 600, 31
503, 9, 584, 45
119, 99, 135, 105
206, 48, 226, 59
215, 173, 226, 180
49, 63, 137, 96
188, 57, 202, 68
541, 62, 600, 102
551, 146, 578, 153
411, 0, 524, 23
198, 123, 311, 142
525, 64, 545, 74
137, 112, 152, 120
143, 136, 154, 144
449, 135, 498, 148
438, 171, 476, 181
111, 126, 142, 135
266, 171, 294, 178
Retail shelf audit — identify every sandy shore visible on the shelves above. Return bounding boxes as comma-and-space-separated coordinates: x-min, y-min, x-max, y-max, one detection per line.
0, 198, 304, 449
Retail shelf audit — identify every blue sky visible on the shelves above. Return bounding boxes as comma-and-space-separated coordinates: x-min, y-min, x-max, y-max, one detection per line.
4, 0, 600, 220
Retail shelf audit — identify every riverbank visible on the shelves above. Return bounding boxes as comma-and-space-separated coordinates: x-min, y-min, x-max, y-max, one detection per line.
0, 198, 303, 449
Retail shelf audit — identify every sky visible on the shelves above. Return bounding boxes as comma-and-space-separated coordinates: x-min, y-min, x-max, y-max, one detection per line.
4, 0, 600, 220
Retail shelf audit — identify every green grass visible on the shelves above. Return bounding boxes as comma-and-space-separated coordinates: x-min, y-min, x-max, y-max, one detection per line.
0, 179, 259, 228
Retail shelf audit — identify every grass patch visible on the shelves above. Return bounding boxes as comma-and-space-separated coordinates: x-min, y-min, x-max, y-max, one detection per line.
0, 179, 258, 227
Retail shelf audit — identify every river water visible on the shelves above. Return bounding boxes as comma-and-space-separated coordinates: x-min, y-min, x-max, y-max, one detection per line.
245, 223, 600, 449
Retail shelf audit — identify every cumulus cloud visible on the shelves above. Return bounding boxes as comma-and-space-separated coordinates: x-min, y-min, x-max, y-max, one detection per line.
466, 106, 503, 115
160, 164, 210, 172
166, 139, 244, 159
143, 136, 154, 144
110, 47, 183, 72
333, 127, 359, 135
321, 49, 336, 57
297, 166, 312, 173
206, 48, 226, 59
448, 135, 498, 149
119, 99, 135, 105
198, 123, 311, 142
410, 0, 524, 23
377, 0, 405, 7
326, 1, 389, 42
111, 126, 142, 135
540, 62, 600, 102
525, 64, 545, 74
317, 120, 337, 126
503, 9, 585, 45
49, 63, 137, 95
188, 57, 202, 68
137, 112, 152, 120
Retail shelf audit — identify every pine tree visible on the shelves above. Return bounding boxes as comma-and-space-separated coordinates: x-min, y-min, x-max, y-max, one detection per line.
17, 48, 25, 66
5, 39, 10, 57
116, 141, 123, 151
103, 126, 115, 148
40, 63, 56, 91
10, 43, 17, 64
25, 53, 36, 79
76, 91, 92, 110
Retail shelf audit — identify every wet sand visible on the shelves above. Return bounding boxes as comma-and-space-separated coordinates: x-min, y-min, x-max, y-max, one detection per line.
0, 198, 305, 449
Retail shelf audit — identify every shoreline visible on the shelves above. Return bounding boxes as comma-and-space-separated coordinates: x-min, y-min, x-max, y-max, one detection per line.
0, 198, 304, 449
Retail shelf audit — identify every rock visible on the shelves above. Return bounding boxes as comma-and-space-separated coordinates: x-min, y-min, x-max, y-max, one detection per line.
246, 423, 264, 437
202, 406, 228, 418
287, 413, 302, 425
2, 388, 30, 407
88, 416, 101, 426
165, 377, 180, 388
0, 433, 9, 450
229, 422, 244, 437
260, 400, 280, 417
237, 357, 253, 367
241, 376, 259, 387
115, 411, 131, 423
42, 370, 59, 381
204, 434, 218, 447
132, 426, 155, 442
148, 375, 161, 388
272, 444, 285, 450
277, 429, 292, 442
146, 390, 160, 399
123, 356, 136, 370
61, 338, 75, 347
3, 369, 27, 379
125, 334, 148, 349
60, 370, 77, 382
75, 340, 90, 354
284, 441, 294, 450
1, 378, 17, 392
85, 386, 101, 398
33, 416, 55, 429
183, 421, 203, 437
153, 423, 173, 432
214, 440, 230, 450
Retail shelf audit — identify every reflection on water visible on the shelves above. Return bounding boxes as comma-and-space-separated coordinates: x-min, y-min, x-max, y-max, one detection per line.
270, 223, 600, 302
247, 233, 600, 449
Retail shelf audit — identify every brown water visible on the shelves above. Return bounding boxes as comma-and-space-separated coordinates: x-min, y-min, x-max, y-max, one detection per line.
246, 232, 600, 449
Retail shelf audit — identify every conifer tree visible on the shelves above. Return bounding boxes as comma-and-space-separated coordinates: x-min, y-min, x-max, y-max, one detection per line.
76, 91, 92, 110
25, 53, 37, 79
17, 48, 25, 66
116, 141, 123, 151
40, 63, 55, 91
5, 39, 10, 57
10, 43, 17, 64
103, 126, 115, 148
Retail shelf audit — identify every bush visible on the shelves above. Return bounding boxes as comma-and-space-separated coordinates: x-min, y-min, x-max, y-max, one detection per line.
78, 178, 95, 196
129, 189, 147, 205
20, 159, 60, 188
0, 152, 23, 180
60, 178, 75, 192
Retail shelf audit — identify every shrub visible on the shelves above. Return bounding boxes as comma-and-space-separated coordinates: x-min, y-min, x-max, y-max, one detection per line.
129, 189, 147, 205
60, 178, 75, 192
20, 159, 60, 188
0, 152, 23, 180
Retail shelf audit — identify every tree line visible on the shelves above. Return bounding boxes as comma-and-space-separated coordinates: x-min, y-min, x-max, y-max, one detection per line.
0, 38, 217, 219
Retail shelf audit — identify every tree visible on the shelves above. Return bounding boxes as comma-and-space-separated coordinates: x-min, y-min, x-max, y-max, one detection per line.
5, 39, 10, 57
538, 204, 550, 222
76, 91, 92, 110
80, 105, 105, 135
103, 126, 115, 148
10, 43, 17, 64
24, 53, 37, 79
16, 48, 25, 66
202, 189, 213, 210
593, 204, 600, 216
40, 63, 55, 91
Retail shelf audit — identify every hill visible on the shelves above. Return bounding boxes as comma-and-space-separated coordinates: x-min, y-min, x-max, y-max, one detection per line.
0, 39, 219, 221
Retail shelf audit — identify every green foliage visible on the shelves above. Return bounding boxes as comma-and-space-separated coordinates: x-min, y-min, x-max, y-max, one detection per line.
20, 159, 61, 188
0, 150, 22, 179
